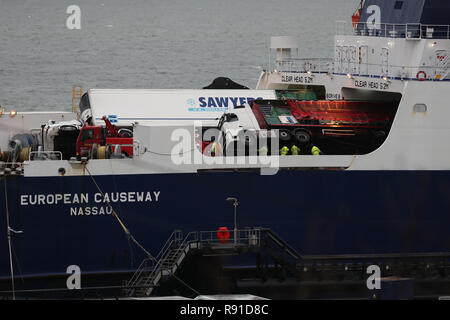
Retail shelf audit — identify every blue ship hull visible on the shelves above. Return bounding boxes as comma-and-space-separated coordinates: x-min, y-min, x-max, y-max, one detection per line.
1, 170, 450, 283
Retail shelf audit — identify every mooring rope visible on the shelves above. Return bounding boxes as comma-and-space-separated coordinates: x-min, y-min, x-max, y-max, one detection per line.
3, 177, 15, 300
84, 166, 156, 263
85, 166, 201, 296
172, 273, 201, 297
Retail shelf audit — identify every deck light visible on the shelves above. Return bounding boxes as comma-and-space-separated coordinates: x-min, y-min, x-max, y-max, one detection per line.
347, 73, 353, 79
0, 106, 3, 117
9, 110, 17, 117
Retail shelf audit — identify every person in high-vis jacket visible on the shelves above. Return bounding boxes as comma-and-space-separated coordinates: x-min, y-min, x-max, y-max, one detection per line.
311, 145, 322, 155
259, 145, 269, 156
210, 137, 222, 157
291, 145, 301, 156
280, 146, 289, 156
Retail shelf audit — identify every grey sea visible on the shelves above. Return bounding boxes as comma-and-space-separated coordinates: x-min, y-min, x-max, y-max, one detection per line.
0, 0, 357, 111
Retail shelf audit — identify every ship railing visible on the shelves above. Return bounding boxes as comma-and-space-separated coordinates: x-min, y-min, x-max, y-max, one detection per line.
199, 227, 262, 248
125, 258, 153, 290
29, 151, 63, 161
336, 62, 450, 81
154, 229, 184, 262
274, 58, 334, 74
0, 162, 25, 176
273, 59, 449, 81
337, 20, 450, 40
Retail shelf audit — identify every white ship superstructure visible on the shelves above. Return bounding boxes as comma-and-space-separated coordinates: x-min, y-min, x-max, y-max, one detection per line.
257, 1, 450, 170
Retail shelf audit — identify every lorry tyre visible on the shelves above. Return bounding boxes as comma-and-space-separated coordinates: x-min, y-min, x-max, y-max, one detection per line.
294, 129, 311, 144
59, 125, 78, 132
118, 129, 133, 138
279, 130, 292, 142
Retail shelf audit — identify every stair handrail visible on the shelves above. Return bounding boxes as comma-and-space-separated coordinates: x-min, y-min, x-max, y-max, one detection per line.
125, 257, 155, 293
139, 231, 199, 292
155, 230, 183, 262
262, 228, 303, 261
131, 227, 305, 297
126, 229, 182, 293
157, 231, 199, 275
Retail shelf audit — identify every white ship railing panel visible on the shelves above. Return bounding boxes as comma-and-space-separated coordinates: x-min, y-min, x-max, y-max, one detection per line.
337, 21, 450, 40
274, 59, 448, 81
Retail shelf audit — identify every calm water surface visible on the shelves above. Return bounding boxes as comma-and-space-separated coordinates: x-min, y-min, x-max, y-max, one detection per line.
0, 0, 358, 110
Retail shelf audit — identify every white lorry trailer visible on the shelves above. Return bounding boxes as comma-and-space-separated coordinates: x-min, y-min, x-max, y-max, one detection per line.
81, 89, 277, 128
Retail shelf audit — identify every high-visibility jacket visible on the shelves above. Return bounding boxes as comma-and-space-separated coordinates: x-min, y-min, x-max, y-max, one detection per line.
311, 146, 322, 155
291, 145, 300, 155
280, 146, 289, 156
211, 142, 221, 156
259, 146, 269, 156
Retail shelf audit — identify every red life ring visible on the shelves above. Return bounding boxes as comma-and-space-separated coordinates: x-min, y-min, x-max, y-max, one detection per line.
216, 227, 230, 244
417, 71, 427, 81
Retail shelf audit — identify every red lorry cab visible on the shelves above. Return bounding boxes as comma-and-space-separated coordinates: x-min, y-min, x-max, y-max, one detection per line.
76, 116, 134, 158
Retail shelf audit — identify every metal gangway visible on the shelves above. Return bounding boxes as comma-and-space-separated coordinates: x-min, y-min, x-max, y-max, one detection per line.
123, 227, 302, 297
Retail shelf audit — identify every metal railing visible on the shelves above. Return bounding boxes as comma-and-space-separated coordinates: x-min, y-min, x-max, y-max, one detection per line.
29, 151, 63, 161
337, 21, 450, 39
126, 230, 183, 290
273, 58, 449, 81
136, 231, 199, 296
199, 228, 262, 247
0, 162, 25, 176
274, 58, 334, 74
125, 228, 263, 296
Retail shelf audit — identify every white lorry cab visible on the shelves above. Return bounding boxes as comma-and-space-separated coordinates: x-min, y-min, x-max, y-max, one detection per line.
216, 102, 278, 156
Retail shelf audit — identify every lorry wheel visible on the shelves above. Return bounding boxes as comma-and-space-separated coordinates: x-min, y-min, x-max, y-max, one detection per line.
59, 125, 78, 132
118, 129, 133, 138
294, 129, 311, 144
279, 130, 292, 142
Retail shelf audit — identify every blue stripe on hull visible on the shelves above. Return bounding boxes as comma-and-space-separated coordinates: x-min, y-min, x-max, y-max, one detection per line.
1, 170, 450, 280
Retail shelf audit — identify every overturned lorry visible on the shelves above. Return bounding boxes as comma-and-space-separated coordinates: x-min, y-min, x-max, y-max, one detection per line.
212, 99, 398, 156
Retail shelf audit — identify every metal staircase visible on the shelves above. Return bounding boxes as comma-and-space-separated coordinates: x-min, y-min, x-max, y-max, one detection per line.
123, 227, 450, 299
124, 227, 268, 297
259, 228, 303, 278
124, 230, 199, 297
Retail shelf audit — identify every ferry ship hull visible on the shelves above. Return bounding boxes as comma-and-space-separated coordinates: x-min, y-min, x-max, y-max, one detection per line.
1, 170, 449, 284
